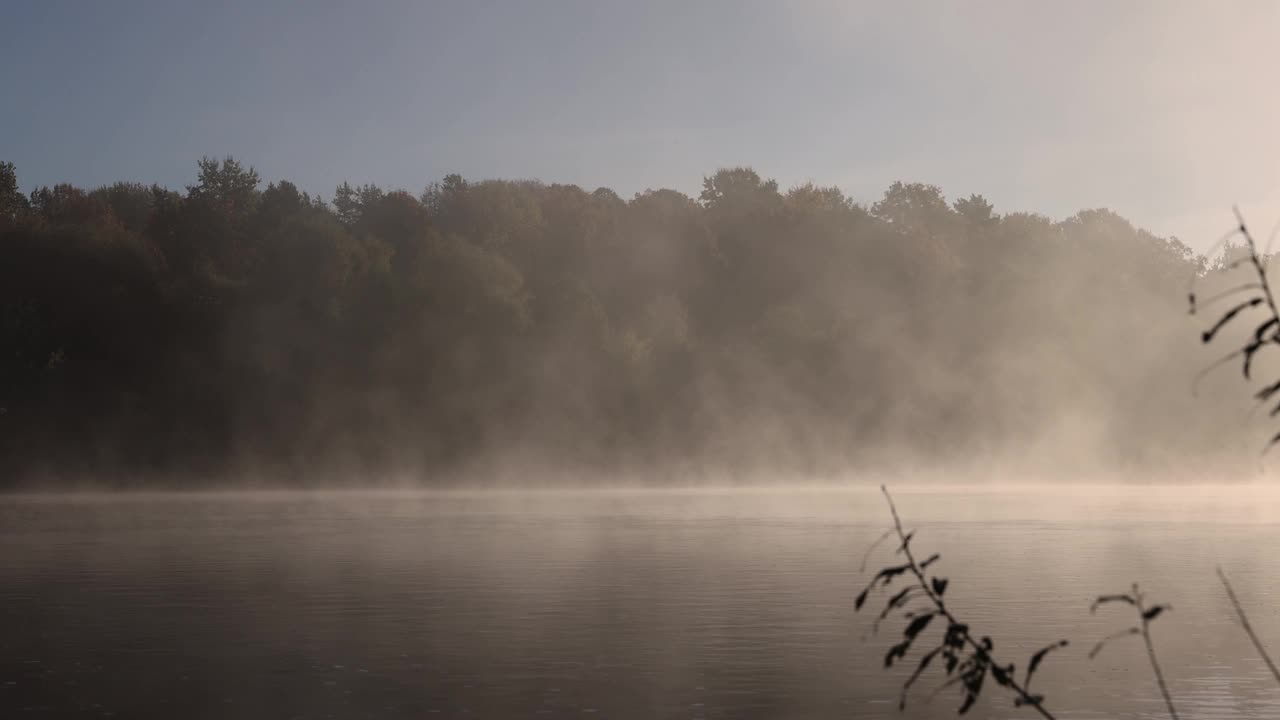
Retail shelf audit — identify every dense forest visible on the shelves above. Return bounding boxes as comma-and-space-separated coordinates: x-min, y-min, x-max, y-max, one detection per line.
0, 158, 1256, 486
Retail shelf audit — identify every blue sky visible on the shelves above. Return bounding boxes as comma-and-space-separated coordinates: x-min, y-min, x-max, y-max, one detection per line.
5, 0, 1280, 249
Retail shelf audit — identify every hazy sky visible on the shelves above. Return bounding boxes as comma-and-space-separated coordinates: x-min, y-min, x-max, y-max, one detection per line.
4, 0, 1280, 250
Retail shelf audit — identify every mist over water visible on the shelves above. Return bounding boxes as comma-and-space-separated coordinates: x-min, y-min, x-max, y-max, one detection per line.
3, 485, 1280, 719
3, 159, 1272, 487
10, 5, 1280, 719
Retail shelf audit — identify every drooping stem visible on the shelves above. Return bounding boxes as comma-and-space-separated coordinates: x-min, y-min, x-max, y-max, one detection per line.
880, 486, 1057, 720
1234, 207, 1280, 329
1193, 210, 1280, 427
1133, 584, 1179, 720
1217, 566, 1280, 685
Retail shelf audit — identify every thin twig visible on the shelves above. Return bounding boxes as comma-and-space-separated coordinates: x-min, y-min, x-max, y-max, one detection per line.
1189, 283, 1263, 315
1217, 566, 1280, 685
1196, 210, 1280, 450
880, 485, 1058, 720
1234, 207, 1280, 328
1090, 585, 1178, 720
1134, 585, 1179, 720
859, 527, 894, 573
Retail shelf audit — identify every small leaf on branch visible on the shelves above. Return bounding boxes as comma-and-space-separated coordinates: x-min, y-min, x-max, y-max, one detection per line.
1202, 297, 1263, 343
1143, 605, 1169, 622
904, 612, 935, 640
885, 640, 911, 668
931, 576, 949, 597
1025, 640, 1068, 688
899, 646, 942, 709
1089, 627, 1139, 659
1090, 594, 1135, 613
1256, 378, 1280, 402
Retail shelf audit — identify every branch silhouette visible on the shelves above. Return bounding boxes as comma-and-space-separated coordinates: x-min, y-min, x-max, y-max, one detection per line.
1216, 566, 1280, 685
1194, 212, 1280, 692
1191, 207, 1280, 450
1090, 584, 1178, 720
856, 486, 1066, 718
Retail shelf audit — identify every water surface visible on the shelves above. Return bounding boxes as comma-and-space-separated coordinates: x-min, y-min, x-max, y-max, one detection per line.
2, 485, 1280, 719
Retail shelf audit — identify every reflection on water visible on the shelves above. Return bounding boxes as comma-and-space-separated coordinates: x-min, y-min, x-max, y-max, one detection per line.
2, 485, 1280, 719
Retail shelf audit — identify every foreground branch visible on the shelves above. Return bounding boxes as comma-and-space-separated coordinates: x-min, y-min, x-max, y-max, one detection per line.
1217, 566, 1280, 685
857, 486, 1064, 718
1192, 208, 1280, 449
1090, 585, 1177, 720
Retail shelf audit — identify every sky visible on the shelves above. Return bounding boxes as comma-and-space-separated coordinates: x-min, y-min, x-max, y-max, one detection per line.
4, 0, 1280, 251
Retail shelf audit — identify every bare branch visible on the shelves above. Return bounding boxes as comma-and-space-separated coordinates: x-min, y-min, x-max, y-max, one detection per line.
1217, 567, 1280, 685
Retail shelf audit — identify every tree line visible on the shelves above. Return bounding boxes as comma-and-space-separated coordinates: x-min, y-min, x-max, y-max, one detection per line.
0, 158, 1244, 485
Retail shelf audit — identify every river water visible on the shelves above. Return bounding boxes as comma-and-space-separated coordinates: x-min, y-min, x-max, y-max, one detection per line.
2, 485, 1280, 719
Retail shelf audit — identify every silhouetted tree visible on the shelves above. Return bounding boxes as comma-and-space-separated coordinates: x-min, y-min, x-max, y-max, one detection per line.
0, 158, 1240, 485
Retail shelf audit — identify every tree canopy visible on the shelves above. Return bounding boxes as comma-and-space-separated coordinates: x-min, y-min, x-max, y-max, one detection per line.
0, 159, 1244, 486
